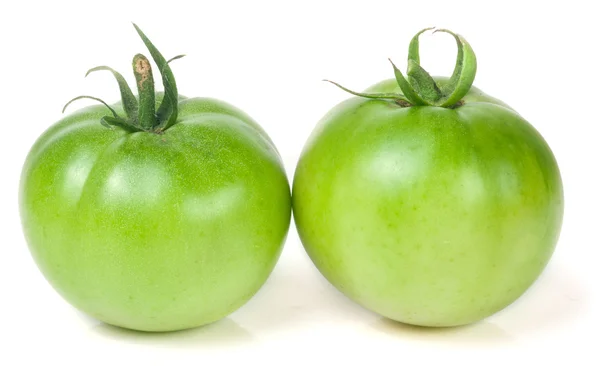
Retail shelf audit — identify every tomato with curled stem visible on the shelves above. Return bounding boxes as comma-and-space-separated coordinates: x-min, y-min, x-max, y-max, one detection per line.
20, 25, 291, 332
293, 28, 563, 327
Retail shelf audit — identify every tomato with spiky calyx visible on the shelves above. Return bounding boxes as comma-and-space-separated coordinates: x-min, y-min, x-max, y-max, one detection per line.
293, 28, 563, 327
20, 25, 291, 332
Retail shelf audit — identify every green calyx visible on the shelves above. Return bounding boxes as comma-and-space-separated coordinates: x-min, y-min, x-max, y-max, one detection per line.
63, 24, 184, 133
326, 27, 477, 108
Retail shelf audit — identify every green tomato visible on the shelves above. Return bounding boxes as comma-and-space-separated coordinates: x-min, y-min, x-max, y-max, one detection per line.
19, 26, 290, 332
293, 29, 563, 327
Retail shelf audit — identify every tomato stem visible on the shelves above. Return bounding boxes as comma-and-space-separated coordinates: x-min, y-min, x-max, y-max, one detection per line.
62, 24, 182, 133
392, 28, 477, 107
133, 54, 156, 130
326, 28, 477, 108
133, 23, 180, 132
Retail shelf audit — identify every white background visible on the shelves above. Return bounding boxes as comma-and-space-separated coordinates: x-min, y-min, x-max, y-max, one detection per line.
1, 0, 598, 364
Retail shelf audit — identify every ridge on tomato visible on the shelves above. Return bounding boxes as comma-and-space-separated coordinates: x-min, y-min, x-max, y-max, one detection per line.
19, 25, 291, 332
293, 28, 563, 327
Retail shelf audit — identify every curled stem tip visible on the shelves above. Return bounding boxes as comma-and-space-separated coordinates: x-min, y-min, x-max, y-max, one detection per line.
408, 27, 435, 65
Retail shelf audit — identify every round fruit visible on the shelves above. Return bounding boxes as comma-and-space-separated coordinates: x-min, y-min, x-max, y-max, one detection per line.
293, 28, 563, 327
20, 25, 291, 332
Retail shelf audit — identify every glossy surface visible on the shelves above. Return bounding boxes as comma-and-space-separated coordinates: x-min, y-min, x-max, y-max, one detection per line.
293, 80, 563, 326
20, 97, 291, 332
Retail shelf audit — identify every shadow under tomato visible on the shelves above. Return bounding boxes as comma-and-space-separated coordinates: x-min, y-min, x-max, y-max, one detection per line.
92, 317, 254, 349
489, 261, 587, 335
231, 243, 377, 333
372, 318, 515, 346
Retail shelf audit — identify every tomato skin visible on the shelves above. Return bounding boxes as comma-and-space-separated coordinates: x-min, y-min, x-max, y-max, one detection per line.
20, 97, 291, 332
293, 81, 563, 326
